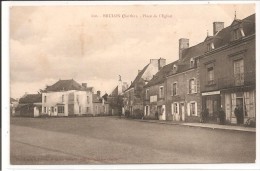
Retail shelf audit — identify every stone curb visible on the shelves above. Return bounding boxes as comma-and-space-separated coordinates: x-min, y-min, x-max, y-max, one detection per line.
122, 118, 256, 133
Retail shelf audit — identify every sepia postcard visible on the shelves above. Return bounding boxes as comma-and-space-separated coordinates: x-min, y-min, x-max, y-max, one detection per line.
2, 1, 260, 171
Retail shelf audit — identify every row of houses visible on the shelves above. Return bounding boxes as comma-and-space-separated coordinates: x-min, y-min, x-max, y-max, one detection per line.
122, 13, 256, 124
12, 79, 110, 117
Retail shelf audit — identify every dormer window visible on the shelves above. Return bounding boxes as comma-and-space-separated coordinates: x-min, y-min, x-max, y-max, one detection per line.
207, 42, 214, 51
232, 28, 245, 41
190, 58, 195, 68
173, 64, 177, 71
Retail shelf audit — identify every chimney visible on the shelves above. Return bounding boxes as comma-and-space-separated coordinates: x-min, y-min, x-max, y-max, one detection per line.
158, 58, 166, 70
97, 91, 101, 97
82, 83, 87, 89
213, 22, 224, 35
179, 38, 189, 60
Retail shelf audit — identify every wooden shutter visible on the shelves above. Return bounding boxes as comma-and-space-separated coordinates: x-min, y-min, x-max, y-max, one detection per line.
187, 102, 190, 116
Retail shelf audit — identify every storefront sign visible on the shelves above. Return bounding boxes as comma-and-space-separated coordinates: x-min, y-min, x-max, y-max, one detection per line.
202, 91, 220, 96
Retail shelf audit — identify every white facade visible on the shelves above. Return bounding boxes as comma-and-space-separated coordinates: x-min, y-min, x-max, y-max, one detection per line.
42, 90, 93, 116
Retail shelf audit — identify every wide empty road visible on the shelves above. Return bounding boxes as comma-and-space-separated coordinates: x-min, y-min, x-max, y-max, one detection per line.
10, 117, 256, 164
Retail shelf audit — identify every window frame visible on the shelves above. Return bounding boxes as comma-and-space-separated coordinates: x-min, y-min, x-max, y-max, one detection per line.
159, 86, 164, 98
57, 106, 65, 114
172, 82, 177, 96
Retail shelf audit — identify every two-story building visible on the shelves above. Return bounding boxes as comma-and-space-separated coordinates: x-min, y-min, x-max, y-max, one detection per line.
198, 14, 255, 124
123, 58, 166, 117
165, 39, 202, 122
143, 61, 177, 120
42, 79, 97, 116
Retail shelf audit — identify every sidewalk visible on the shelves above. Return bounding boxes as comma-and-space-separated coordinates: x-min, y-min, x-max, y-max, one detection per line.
123, 117, 256, 132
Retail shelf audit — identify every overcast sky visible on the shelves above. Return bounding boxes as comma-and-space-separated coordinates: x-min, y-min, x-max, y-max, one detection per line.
10, 3, 255, 99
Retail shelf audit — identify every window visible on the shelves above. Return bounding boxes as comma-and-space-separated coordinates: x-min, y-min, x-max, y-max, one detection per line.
233, 28, 240, 40
58, 106, 64, 113
159, 86, 164, 98
87, 107, 90, 113
207, 43, 214, 51
44, 96, 47, 102
234, 59, 244, 86
62, 95, 64, 102
207, 67, 214, 85
87, 96, 90, 104
190, 102, 196, 116
172, 83, 177, 96
145, 105, 150, 116
79, 106, 81, 114
189, 79, 197, 94
51, 107, 54, 113
150, 95, 157, 102
173, 103, 179, 114
190, 58, 194, 67
145, 89, 149, 99
44, 107, 47, 113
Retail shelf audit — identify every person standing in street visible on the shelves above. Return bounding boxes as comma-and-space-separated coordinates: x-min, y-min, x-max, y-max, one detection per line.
234, 105, 240, 124
218, 106, 226, 125
239, 105, 244, 125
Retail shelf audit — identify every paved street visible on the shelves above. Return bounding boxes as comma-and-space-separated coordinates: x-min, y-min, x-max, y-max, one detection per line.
10, 116, 256, 164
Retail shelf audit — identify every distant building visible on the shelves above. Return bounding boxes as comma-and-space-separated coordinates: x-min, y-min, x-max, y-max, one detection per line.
42, 79, 109, 116
92, 91, 110, 116
10, 98, 19, 116
123, 58, 166, 117
108, 76, 128, 115
16, 93, 42, 117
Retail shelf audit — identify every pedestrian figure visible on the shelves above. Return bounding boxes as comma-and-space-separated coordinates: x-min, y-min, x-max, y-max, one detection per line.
205, 108, 209, 123
201, 109, 205, 123
155, 111, 159, 120
239, 105, 244, 125
218, 107, 226, 125
234, 105, 240, 124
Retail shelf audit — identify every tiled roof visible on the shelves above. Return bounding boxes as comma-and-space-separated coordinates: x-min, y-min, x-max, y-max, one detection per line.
124, 64, 149, 91
45, 79, 90, 92
145, 61, 178, 88
181, 13, 255, 62
110, 86, 118, 96
10, 98, 18, 103
92, 94, 102, 103
19, 94, 42, 104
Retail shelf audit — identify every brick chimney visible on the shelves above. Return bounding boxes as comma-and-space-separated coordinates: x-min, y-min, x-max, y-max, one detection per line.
97, 91, 101, 97
179, 38, 189, 60
158, 58, 166, 70
213, 22, 224, 35
82, 83, 87, 89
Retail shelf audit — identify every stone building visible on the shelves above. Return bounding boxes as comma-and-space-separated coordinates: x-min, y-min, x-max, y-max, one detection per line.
198, 14, 255, 124
42, 79, 109, 116
123, 58, 166, 117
